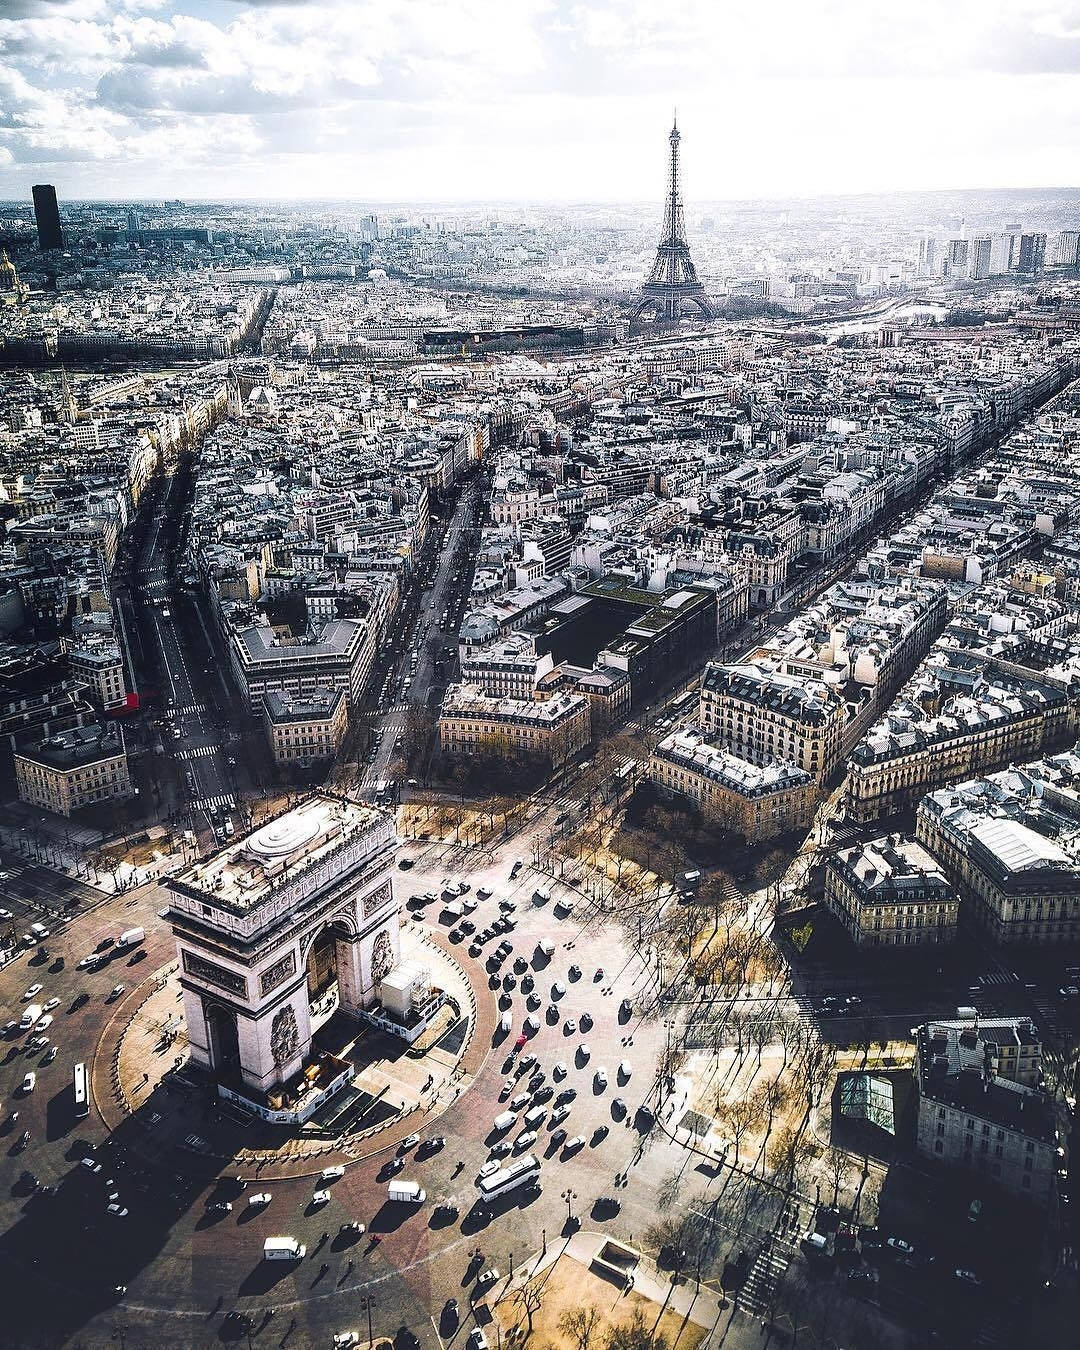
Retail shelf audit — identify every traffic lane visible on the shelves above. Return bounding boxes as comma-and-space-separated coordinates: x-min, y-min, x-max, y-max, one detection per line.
0, 884, 174, 1183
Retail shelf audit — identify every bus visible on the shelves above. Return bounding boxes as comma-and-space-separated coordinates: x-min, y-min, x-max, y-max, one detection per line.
73, 1062, 89, 1118
476, 1154, 541, 1202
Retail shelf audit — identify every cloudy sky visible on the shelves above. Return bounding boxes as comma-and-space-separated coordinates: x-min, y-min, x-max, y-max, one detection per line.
2, 0, 1080, 203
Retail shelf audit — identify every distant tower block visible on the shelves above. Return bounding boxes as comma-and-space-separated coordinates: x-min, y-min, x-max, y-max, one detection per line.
31, 184, 63, 252
633, 120, 713, 324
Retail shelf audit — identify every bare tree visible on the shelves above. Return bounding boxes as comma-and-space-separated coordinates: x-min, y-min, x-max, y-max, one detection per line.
514, 1281, 543, 1337
560, 1306, 602, 1350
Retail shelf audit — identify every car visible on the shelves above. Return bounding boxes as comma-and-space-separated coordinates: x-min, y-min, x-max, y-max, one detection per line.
618, 1060, 632, 1081
513, 956, 528, 973
460, 920, 475, 935
563, 1135, 585, 1154
489, 1140, 512, 1157
553, 1062, 567, 1079
527, 993, 542, 1011
556, 1087, 577, 1103
247, 1192, 272, 1207
0, 908, 10, 921
35, 1015, 52, 1031
27, 1035, 48, 1051
469, 943, 483, 958
207, 1201, 232, 1214
20, 1072, 35, 1094
107, 985, 125, 1002
22, 985, 42, 1001
524, 1015, 540, 1033
580, 1012, 593, 1032
475, 1268, 500, 1292
520, 1052, 537, 1070
612, 1097, 627, 1116
78, 955, 98, 970
500, 1079, 514, 1098
550, 1105, 570, 1126
2, 1021, 16, 1037
468, 1331, 489, 1350
510, 1094, 529, 1111
399, 1133, 421, 1152
41, 1046, 57, 1065
106, 1204, 129, 1218
320, 1166, 345, 1180
620, 997, 633, 1016
550, 1127, 568, 1148
339, 1220, 366, 1235
503, 974, 517, 991
579, 1043, 591, 1060
886, 1237, 914, 1256
419, 1135, 445, 1156
499, 899, 516, 912
80, 1157, 102, 1174
954, 1268, 981, 1286
595, 1067, 608, 1088
41, 998, 60, 1014
594, 968, 604, 980
563, 1018, 577, 1034
552, 982, 566, 997
311, 1189, 331, 1205
479, 1159, 500, 1179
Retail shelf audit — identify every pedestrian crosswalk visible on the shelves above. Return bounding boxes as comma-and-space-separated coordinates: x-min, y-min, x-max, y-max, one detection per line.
175, 745, 220, 762
739, 1242, 795, 1316
193, 794, 235, 813
177, 702, 207, 716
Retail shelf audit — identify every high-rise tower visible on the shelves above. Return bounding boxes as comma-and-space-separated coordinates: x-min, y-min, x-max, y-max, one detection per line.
633, 119, 712, 323
32, 184, 63, 252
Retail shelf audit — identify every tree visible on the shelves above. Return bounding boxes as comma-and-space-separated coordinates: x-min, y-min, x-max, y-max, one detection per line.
514, 1281, 543, 1337
605, 1309, 668, 1350
560, 1305, 601, 1350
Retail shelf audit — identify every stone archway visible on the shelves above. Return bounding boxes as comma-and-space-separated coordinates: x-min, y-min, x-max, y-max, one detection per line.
205, 1002, 241, 1077
306, 926, 340, 1001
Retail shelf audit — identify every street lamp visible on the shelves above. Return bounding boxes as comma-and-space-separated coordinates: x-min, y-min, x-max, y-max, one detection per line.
358, 1293, 376, 1348
561, 1188, 577, 1222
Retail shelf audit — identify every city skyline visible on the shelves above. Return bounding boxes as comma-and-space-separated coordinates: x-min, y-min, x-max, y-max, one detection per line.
2, 0, 1080, 202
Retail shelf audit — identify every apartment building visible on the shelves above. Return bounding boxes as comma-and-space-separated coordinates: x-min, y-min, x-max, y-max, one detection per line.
847, 674, 1072, 823
438, 683, 590, 769
699, 660, 846, 783
229, 617, 375, 713
264, 688, 348, 766
917, 774, 1080, 944
14, 721, 132, 818
914, 1017, 1058, 1205
649, 728, 815, 841
62, 634, 128, 713
824, 834, 958, 948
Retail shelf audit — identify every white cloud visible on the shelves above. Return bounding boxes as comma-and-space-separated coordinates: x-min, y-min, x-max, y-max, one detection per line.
0, 0, 1079, 198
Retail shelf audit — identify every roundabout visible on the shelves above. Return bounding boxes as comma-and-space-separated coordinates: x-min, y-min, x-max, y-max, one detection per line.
0, 808, 689, 1350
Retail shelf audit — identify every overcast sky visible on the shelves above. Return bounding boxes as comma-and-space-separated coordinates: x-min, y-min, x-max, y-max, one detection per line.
2, 0, 1080, 204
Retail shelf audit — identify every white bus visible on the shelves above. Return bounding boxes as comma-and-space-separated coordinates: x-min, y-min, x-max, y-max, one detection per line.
73, 1062, 89, 1118
475, 1154, 541, 1202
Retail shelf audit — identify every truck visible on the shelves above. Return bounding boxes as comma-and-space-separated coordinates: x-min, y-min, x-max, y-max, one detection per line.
263, 1236, 306, 1261
388, 1180, 425, 1204
537, 939, 556, 958
29, 923, 48, 940
19, 1004, 42, 1032
117, 927, 145, 949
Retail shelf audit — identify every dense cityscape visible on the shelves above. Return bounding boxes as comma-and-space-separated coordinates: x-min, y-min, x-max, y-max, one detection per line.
4, 7, 1080, 1347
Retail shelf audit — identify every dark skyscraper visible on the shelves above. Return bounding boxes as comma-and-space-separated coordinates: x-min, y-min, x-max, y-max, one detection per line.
31, 184, 63, 252
633, 119, 712, 323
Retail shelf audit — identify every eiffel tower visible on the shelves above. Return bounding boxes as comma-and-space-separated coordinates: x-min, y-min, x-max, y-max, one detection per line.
633, 118, 713, 323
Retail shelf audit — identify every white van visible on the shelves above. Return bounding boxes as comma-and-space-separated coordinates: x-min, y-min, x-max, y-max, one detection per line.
499, 1011, 513, 1035
19, 1004, 41, 1032
441, 902, 464, 921
537, 939, 556, 958
533, 887, 551, 904
492, 1110, 517, 1133
523, 1107, 546, 1130
388, 1180, 425, 1204
117, 928, 145, 949
29, 923, 48, 940
263, 1236, 306, 1261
